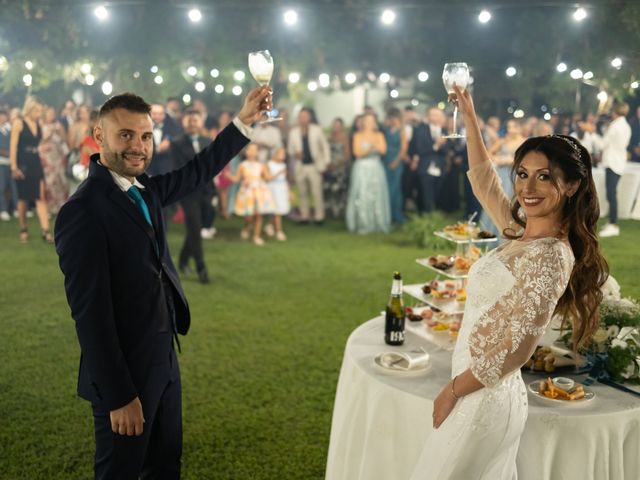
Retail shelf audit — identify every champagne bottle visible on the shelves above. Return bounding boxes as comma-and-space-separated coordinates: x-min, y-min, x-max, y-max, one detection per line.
385, 271, 405, 346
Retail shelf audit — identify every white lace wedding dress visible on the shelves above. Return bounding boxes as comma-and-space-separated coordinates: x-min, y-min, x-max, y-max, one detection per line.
410, 161, 575, 480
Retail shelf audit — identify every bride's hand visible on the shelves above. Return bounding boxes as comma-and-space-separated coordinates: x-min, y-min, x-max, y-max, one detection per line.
452, 84, 475, 118
432, 382, 458, 429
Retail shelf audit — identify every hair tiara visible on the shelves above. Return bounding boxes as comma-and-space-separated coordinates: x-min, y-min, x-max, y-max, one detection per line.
546, 134, 582, 160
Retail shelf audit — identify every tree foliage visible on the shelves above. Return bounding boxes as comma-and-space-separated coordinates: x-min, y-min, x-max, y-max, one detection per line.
0, 0, 638, 115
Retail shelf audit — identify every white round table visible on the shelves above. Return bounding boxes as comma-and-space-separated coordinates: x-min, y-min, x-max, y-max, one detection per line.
325, 317, 640, 480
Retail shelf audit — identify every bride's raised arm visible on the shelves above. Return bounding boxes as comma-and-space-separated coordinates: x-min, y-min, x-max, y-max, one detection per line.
454, 85, 514, 235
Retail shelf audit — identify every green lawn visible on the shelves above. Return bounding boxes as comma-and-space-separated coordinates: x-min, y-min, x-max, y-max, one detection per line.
0, 215, 638, 479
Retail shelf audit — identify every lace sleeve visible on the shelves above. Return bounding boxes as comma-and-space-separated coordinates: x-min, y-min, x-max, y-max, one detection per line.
466, 161, 514, 234
469, 241, 574, 388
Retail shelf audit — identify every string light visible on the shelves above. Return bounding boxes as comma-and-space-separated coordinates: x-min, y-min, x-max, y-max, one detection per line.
418, 71, 429, 82
505, 66, 517, 77
188, 8, 202, 23
573, 7, 587, 21
379, 72, 391, 83
344, 72, 357, 84
210, 68, 220, 78
94, 5, 108, 21
284, 9, 298, 26
478, 10, 491, 23
556, 62, 567, 73
214, 84, 224, 93
318, 73, 330, 88
187, 66, 197, 76
195, 81, 206, 92
232, 85, 243, 96
381, 9, 396, 25
101, 81, 113, 95
307, 81, 318, 92
288, 72, 300, 84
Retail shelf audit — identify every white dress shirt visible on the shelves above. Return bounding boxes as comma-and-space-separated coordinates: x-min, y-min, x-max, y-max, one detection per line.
595, 116, 632, 175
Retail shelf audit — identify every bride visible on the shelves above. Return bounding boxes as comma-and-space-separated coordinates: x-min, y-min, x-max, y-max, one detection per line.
410, 85, 608, 479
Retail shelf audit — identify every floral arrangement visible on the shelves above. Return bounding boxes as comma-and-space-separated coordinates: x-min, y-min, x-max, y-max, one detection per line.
577, 276, 640, 383
557, 276, 640, 384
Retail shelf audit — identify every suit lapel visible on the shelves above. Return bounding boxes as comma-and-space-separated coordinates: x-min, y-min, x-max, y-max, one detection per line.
108, 187, 158, 248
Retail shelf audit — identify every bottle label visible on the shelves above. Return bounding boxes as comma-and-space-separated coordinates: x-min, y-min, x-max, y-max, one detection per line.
391, 279, 403, 296
387, 330, 405, 343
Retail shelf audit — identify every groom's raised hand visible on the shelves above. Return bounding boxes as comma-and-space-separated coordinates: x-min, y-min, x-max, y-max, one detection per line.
238, 86, 272, 125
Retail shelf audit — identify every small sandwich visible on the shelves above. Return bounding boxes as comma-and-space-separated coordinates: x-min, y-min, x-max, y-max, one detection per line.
539, 378, 585, 401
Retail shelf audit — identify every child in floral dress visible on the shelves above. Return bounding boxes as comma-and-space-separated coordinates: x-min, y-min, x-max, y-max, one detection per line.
227, 143, 274, 246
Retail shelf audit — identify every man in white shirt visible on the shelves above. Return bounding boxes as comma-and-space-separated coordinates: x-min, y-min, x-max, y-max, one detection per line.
592, 103, 632, 237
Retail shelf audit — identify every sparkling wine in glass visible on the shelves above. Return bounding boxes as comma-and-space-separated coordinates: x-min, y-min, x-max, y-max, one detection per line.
442, 62, 470, 139
248, 50, 281, 123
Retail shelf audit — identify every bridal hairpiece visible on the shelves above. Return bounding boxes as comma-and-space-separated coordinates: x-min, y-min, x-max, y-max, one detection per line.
547, 134, 582, 159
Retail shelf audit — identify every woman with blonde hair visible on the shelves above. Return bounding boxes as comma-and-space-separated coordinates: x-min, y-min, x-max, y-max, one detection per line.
9, 96, 53, 242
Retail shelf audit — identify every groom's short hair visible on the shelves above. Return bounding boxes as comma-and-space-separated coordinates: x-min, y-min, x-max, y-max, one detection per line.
99, 92, 151, 118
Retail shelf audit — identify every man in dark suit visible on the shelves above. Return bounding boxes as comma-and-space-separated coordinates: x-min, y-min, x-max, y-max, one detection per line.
148, 104, 181, 176
408, 107, 449, 213
55, 87, 268, 479
170, 109, 214, 284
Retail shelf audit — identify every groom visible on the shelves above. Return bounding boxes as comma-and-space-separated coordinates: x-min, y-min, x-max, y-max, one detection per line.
55, 87, 269, 479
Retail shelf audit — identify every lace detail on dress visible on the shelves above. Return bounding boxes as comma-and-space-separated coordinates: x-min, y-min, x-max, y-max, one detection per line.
466, 238, 574, 388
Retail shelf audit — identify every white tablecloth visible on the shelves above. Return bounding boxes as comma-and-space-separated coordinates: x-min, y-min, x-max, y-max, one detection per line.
593, 164, 640, 220
325, 318, 640, 480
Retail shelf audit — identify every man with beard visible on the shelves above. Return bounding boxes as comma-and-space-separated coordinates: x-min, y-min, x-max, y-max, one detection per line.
55, 87, 269, 479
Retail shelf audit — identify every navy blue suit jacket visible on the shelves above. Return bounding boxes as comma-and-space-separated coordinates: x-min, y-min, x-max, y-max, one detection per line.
408, 122, 448, 174
55, 123, 248, 411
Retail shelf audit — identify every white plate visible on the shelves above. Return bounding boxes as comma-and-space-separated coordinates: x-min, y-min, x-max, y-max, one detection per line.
373, 354, 432, 376
527, 380, 595, 405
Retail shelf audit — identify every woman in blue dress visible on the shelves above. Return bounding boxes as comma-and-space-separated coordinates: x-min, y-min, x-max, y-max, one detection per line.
346, 112, 391, 234
382, 108, 408, 225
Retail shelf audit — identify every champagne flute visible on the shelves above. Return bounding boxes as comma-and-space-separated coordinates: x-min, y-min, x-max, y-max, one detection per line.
442, 62, 470, 138
248, 50, 281, 123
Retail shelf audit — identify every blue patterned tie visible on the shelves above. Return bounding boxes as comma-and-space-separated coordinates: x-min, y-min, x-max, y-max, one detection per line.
127, 185, 153, 227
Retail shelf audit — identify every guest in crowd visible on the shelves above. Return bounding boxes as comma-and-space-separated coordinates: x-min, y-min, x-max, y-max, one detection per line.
402, 108, 422, 214
571, 113, 599, 161
480, 118, 526, 237
228, 143, 275, 246
265, 147, 290, 241
629, 105, 640, 163
58, 99, 76, 133
148, 104, 178, 176
170, 109, 214, 283
408, 107, 448, 214
588, 102, 632, 237
40, 105, 69, 214
324, 117, 351, 218
67, 104, 91, 164
253, 121, 283, 163
78, 111, 100, 168
346, 112, 390, 234
192, 99, 218, 136
0, 109, 18, 221
288, 107, 330, 224
165, 96, 184, 128
382, 108, 408, 225
277, 107, 291, 149
9, 96, 53, 243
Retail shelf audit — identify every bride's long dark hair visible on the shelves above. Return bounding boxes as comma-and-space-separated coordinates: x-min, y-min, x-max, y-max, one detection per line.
505, 134, 609, 352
